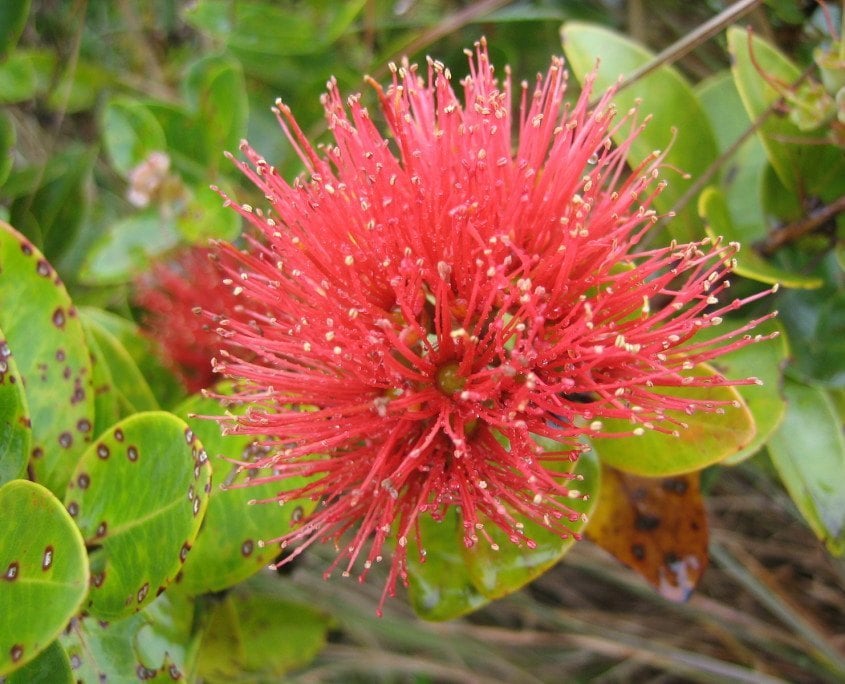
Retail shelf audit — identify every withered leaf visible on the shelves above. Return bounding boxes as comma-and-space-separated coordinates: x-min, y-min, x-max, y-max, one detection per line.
586, 464, 708, 601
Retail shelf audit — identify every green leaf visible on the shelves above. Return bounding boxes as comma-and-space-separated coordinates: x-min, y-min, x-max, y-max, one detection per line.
184, 0, 366, 57
197, 592, 332, 681
101, 97, 167, 178
77, 307, 185, 409
4, 640, 72, 684
9, 146, 96, 265
768, 380, 845, 555
183, 54, 248, 163
0, 109, 15, 187
80, 311, 158, 415
79, 322, 121, 440
561, 22, 719, 242
0, 0, 30, 59
80, 211, 179, 286
0, 51, 38, 104
0, 323, 30, 485
727, 27, 845, 201
695, 72, 770, 243
406, 508, 490, 621
699, 318, 788, 464
176, 182, 240, 243
145, 102, 211, 181
463, 444, 599, 599
63, 411, 212, 620
0, 222, 95, 496
592, 364, 756, 476
408, 441, 599, 620
45, 59, 113, 114
171, 391, 317, 596
61, 592, 199, 683
698, 186, 822, 288
777, 264, 845, 388
0, 480, 88, 676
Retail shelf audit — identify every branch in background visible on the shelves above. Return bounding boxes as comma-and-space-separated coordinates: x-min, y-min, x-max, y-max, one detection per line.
756, 195, 845, 256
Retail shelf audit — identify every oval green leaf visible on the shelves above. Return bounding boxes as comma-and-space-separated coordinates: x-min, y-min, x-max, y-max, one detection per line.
768, 380, 845, 556
699, 186, 822, 288
63, 411, 212, 620
697, 318, 788, 465
0, 323, 31, 485
0, 109, 15, 187
561, 22, 719, 242
78, 307, 185, 410
172, 391, 316, 596
60, 592, 198, 683
197, 592, 332, 680
406, 508, 490, 621
79, 311, 158, 415
591, 363, 755, 476
0, 480, 88, 676
0, 0, 30, 59
408, 440, 599, 619
463, 444, 599, 599
101, 96, 167, 178
0, 221, 95, 496
183, 54, 248, 164
4, 640, 72, 684
80, 211, 179, 286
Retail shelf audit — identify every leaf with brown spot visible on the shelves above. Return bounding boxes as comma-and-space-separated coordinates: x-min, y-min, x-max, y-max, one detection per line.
586, 464, 708, 602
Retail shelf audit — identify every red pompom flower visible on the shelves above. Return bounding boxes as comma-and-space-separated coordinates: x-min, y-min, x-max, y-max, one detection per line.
209, 40, 774, 611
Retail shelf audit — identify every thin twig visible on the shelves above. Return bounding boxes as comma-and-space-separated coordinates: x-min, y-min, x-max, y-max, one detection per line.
612, 0, 764, 98
756, 195, 845, 255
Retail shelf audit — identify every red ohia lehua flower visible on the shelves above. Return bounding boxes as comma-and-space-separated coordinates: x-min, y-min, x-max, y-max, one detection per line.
135, 246, 236, 393
210, 39, 776, 612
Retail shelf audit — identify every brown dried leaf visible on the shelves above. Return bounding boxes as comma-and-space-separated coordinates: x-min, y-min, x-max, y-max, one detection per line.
586, 464, 708, 601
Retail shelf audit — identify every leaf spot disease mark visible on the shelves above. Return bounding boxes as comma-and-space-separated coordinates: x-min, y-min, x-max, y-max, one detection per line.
137, 582, 149, 603
92, 571, 105, 587
97, 443, 110, 459
78, 473, 90, 489
70, 653, 82, 669
77, 418, 92, 433
291, 505, 304, 523
52, 307, 66, 329
634, 514, 660, 531
10, 644, 23, 662
96, 521, 107, 537
67, 501, 79, 517
55, 348, 66, 362
36, 259, 51, 277
42, 546, 54, 571
138, 665, 157, 680
184, 427, 195, 445
241, 539, 254, 557
19, 240, 32, 255
59, 431, 73, 448
4, 561, 19, 580
192, 496, 201, 517
179, 542, 191, 563
127, 445, 139, 461
662, 478, 689, 495
32, 446, 43, 459
114, 428, 124, 442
